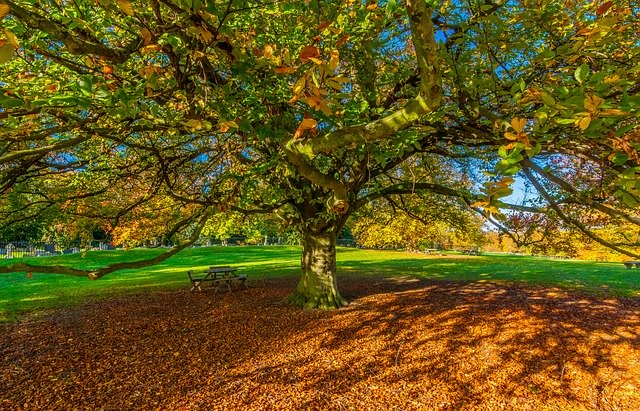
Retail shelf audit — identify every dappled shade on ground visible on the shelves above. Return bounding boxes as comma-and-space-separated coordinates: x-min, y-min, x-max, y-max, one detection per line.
1, 276, 639, 410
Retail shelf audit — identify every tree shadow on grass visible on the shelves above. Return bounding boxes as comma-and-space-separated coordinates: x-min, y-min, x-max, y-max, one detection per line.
1, 275, 639, 410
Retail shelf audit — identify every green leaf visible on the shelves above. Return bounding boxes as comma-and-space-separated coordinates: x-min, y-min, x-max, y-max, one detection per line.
574, 64, 589, 84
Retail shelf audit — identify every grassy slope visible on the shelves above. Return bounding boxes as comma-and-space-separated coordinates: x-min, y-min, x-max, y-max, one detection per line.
0, 246, 638, 321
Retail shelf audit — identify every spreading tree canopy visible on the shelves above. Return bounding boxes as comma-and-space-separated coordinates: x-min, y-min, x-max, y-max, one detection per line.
0, 0, 638, 307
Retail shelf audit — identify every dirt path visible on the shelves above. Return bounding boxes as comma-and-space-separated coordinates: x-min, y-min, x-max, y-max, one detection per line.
1, 276, 639, 410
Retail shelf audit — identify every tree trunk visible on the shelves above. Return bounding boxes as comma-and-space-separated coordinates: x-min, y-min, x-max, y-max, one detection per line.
288, 230, 348, 309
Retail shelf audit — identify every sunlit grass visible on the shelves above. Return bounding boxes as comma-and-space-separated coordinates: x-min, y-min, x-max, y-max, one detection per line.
0, 246, 637, 321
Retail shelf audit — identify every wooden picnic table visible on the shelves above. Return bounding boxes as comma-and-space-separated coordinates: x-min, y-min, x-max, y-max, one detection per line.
623, 261, 640, 269
188, 266, 247, 292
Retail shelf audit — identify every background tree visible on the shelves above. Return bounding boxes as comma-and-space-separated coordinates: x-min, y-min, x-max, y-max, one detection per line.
0, 0, 638, 308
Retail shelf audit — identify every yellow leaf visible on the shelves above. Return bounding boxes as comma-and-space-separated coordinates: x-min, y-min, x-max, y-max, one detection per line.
600, 109, 628, 116
319, 100, 332, 116
327, 49, 339, 70
470, 201, 489, 208
584, 95, 604, 113
308, 57, 323, 65
116, 0, 135, 16
141, 44, 162, 54
263, 44, 274, 58
331, 76, 349, 83
504, 132, 519, 141
328, 80, 342, 91
578, 116, 591, 130
292, 76, 306, 94
283, 49, 292, 65
185, 119, 202, 130
0, 4, 9, 19
3, 29, 18, 49
304, 94, 322, 109
603, 75, 620, 84
200, 28, 213, 42
511, 117, 527, 133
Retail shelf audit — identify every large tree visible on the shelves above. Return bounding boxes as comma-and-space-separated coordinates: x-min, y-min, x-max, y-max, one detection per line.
0, 0, 638, 307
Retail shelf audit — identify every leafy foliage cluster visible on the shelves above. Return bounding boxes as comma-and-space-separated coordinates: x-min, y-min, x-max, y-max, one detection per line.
0, 0, 638, 305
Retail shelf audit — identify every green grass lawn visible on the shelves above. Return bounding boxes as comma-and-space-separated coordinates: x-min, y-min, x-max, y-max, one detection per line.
0, 246, 638, 321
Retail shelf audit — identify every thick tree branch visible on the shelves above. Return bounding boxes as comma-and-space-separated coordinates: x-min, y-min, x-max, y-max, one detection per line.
1, 0, 141, 62
0, 210, 211, 279
522, 158, 640, 227
522, 164, 640, 259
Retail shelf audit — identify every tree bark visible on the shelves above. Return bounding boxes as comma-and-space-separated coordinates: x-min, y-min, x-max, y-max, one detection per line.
288, 230, 348, 309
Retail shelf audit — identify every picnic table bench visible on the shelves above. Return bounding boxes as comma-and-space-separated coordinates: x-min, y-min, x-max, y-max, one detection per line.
623, 261, 640, 269
460, 247, 482, 256
188, 266, 247, 292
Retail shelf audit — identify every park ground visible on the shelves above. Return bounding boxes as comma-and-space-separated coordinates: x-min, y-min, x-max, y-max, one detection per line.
1, 247, 639, 410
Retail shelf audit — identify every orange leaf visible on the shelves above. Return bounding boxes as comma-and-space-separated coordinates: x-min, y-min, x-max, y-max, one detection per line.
141, 44, 162, 54
0, 4, 10, 19
304, 94, 322, 109
293, 118, 317, 139
366, 3, 378, 10
317, 21, 331, 31
299, 45, 320, 63
275, 66, 297, 74
596, 1, 613, 16
510, 117, 527, 133
140, 28, 152, 46
335, 34, 349, 48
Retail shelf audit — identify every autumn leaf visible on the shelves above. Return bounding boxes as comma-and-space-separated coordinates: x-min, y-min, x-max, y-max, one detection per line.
0, 4, 9, 19
275, 66, 297, 74
299, 45, 320, 63
291, 76, 306, 95
0, 41, 15, 64
45, 83, 59, 93
319, 100, 332, 116
335, 34, 349, 48
596, 1, 613, 16
200, 28, 213, 42
317, 21, 331, 31
140, 28, 152, 46
218, 120, 239, 133
141, 44, 162, 54
4, 29, 18, 49
584, 95, 603, 113
504, 132, 519, 141
578, 116, 591, 131
510, 117, 527, 133
293, 118, 317, 139
116, 0, 135, 16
